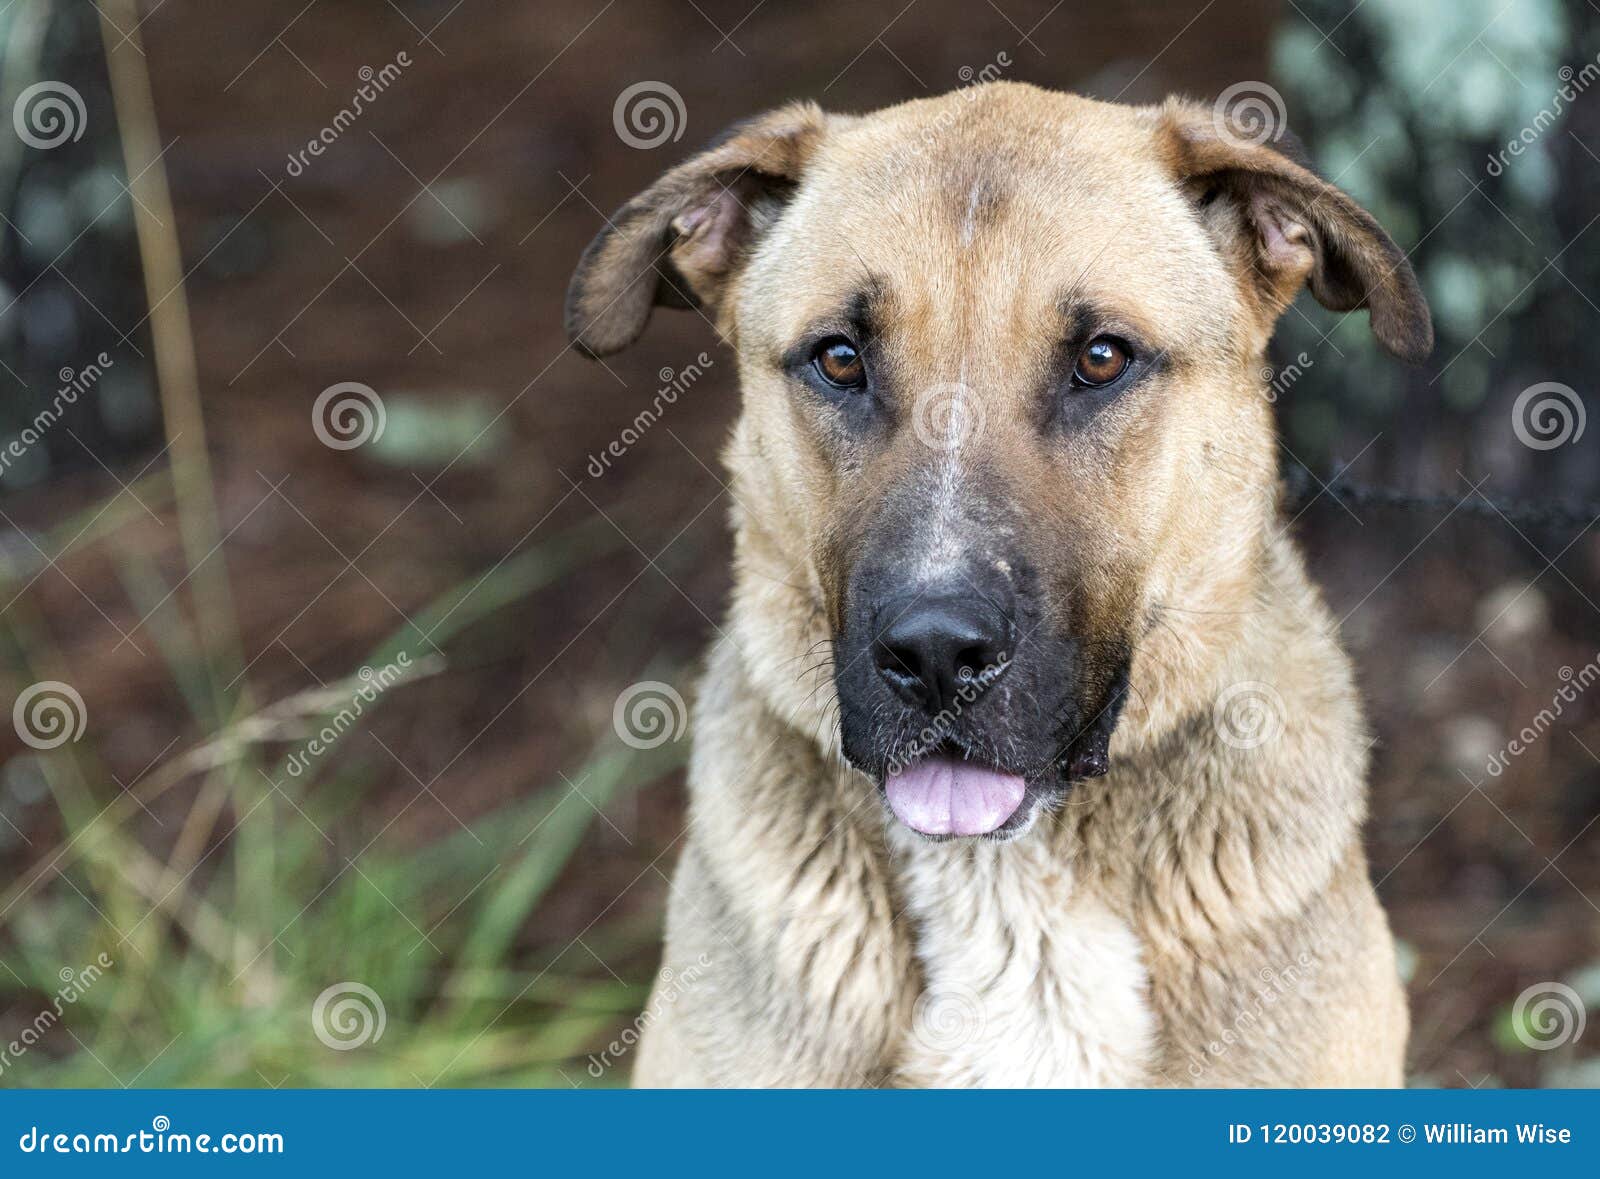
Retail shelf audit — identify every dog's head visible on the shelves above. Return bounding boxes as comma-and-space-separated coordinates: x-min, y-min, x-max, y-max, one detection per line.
567, 83, 1430, 841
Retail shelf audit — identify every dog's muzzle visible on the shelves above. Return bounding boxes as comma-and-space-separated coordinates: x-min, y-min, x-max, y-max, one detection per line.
833, 550, 1133, 839
867, 582, 1023, 835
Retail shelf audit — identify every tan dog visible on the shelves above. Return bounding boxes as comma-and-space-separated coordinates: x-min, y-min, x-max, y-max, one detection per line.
567, 83, 1430, 1087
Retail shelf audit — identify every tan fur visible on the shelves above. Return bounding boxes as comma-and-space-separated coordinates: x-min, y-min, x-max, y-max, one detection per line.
568, 84, 1425, 1088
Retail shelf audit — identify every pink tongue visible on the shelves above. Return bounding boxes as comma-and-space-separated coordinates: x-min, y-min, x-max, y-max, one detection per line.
884, 757, 1027, 836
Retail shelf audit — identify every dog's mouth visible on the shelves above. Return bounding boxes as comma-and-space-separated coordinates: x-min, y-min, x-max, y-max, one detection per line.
883, 752, 1030, 838
840, 617, 1135, 841
868, 661, 1131, 841
874, 736, 1056, 841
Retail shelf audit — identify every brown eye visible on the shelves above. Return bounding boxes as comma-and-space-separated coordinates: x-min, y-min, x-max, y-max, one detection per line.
1072, 336, 1131, 387
813, 338, 866, 388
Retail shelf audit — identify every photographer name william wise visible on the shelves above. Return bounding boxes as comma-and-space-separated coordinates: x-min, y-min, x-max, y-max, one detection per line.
1426, 1123, 1572, 1145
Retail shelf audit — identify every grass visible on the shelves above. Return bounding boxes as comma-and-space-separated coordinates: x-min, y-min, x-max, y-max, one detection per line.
0, 486, 686, 1088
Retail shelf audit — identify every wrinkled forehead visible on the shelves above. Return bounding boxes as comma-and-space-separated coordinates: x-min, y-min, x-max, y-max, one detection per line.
742, 91, 1235, 355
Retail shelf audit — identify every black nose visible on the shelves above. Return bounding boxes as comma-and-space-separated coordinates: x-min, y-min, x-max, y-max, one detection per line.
873, 588, 1012, 714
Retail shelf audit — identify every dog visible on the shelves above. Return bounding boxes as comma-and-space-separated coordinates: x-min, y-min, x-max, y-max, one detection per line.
566, 82, 1431, 1087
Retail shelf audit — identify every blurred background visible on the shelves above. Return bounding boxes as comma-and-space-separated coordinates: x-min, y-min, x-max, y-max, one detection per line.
0, 0, 1596, 1088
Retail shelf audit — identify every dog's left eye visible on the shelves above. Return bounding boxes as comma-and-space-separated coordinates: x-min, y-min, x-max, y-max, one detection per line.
812, 338, 867, 389
1071, 336, 1132, 388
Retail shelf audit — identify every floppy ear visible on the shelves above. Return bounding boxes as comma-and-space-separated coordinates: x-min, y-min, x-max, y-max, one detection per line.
565, 102, 828, 358
1155, 98, 1433, 363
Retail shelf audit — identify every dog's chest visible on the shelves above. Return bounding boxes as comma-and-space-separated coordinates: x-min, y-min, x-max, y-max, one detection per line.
889, 836, 1154, 1087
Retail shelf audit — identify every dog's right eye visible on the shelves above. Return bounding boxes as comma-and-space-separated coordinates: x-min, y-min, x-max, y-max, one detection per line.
1071, 336, 1132, 388
812, 338, 866, 389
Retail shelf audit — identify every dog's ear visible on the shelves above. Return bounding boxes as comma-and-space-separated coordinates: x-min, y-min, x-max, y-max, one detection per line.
565, 102, 828, 358
1155, 98, 1432, 363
